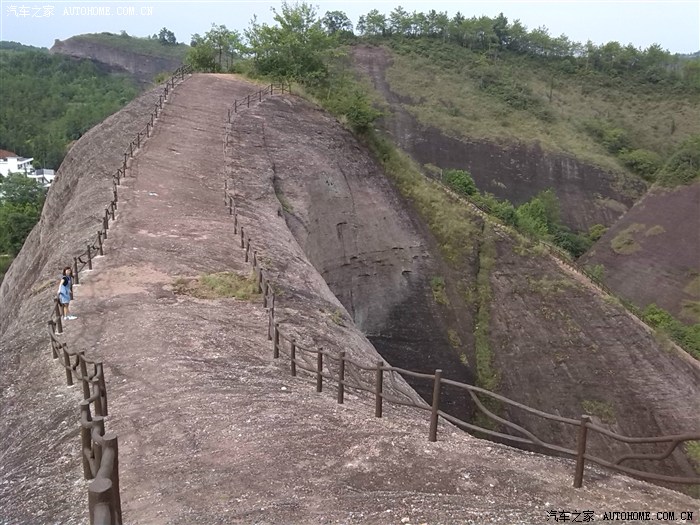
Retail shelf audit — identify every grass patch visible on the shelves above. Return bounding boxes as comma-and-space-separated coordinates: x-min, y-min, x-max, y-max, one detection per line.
447, 329, 462, 349
685, 441, 700, 471
330, 309, 344, 325
680, 300, 700, 324
430, 276, 449, 305
684, 275, 700, 297
584, 263, 605, 282
173, 272, 259, 300
474, 224, 499, 395
644, 225, 665, 237
527, 277, 574, 296
610, 223, 645, 254
581, 399, 616, 424
274, 186, 293, 213
365, 133, 480, 264
383, 39, 699, 190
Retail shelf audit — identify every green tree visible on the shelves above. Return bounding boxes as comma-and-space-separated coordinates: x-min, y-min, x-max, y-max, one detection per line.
246, 2, 334, 83
158, 27, 177, 46
186, 35, 218, 71
0, 174, 45, 256
0, 173, 46, 207
322, 11, 353, 35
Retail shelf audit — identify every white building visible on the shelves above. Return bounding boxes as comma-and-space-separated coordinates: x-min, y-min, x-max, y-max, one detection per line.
29, 169, 56, 187
0, 155, 35, 177
0, 152, 55, 187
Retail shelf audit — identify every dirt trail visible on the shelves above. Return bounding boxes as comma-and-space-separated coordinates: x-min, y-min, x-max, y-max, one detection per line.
2, 74, 698, 524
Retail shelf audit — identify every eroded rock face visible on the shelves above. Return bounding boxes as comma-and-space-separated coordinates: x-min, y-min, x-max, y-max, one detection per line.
235, 94, 699, 485
352, 45, 647, 232
409, 131, 644, 231
230, 96, 476, 412
50, 36, 182, 83
582, 182, 700, 323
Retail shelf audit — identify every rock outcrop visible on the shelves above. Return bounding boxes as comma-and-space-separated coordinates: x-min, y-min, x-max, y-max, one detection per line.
51, 36, 183, 83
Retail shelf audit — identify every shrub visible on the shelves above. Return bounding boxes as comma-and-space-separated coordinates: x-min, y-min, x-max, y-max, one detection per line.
588, 223, 608, 242
618, 148, 662, 180
444, 169, 476, 196
643, 303, 700, 359
657, 135, 700, 187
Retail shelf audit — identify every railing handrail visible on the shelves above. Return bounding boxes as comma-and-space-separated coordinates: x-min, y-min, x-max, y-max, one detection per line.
222, 175, 700, 489
44, 63, 192, 525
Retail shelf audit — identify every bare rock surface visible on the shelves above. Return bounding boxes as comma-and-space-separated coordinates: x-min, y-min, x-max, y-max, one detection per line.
1, 74, 698, 525
582, 182, 700, 323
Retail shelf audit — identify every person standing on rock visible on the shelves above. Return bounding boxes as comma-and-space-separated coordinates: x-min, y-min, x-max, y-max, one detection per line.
57, 266, 77, 320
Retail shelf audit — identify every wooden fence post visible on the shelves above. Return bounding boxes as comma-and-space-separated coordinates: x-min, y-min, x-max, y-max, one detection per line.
73, 257, 80, 285
54, 298, 64, 334
429, 369, 442, 442
234, 100, 237, 113
48, 321, 58, 357
273, 323, 280, 358
63, 347, 73, 385
290, 341, 297, 376
268, 308, 273, 341
337, 351, 345, 404
240, 227, 245, 248
79, 354, 90, 399
88, 478, 112, 525
103, 433, 122, 525
247, 94, 250, 108
87, 244, 93, 270
97, 363, 108, 416
97, 231, 104, 256
316, 352, 323, 393
573, 415, 592, 488
375, 360, 383, 418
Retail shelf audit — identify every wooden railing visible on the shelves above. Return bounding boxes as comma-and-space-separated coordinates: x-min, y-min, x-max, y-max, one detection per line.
47, 64, 192, 525
227, 82, 290, 122
222, 117, 700, 490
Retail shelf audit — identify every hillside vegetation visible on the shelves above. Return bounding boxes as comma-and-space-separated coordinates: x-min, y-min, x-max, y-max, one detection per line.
0, 42, 139, 168
64, 31, 189, 61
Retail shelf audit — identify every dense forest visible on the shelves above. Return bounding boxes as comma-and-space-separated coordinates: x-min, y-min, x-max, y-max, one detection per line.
0, 40, 142, 281
0, 42, 139, 169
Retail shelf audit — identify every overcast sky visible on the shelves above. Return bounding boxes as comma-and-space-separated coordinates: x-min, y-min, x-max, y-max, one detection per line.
1, 0, 698, 54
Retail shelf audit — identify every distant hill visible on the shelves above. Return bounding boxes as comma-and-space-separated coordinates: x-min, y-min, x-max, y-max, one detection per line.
0, 42, 139, 169
50, 32, 188, 82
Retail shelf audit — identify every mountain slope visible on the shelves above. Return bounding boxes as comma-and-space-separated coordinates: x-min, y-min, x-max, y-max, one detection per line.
3, 73, 698, 523
50, 33, 187, 83
582, 182, 700, 324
